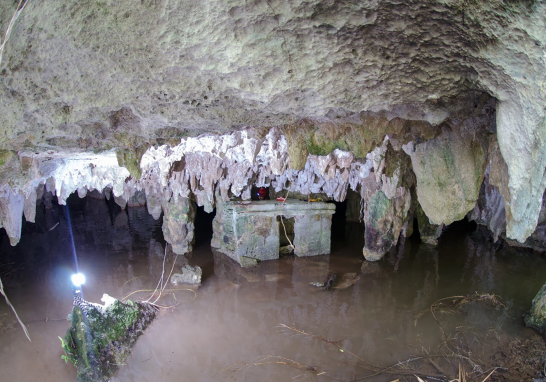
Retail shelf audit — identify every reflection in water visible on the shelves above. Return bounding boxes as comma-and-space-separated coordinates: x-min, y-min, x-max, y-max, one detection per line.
0, 196, 545, 381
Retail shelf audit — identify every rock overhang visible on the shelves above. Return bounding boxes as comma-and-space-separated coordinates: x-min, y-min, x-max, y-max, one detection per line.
1, 0, 540, 148
0, 0, 545, 252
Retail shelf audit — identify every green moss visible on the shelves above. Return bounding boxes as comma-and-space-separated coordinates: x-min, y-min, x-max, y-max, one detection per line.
116, 147, 147, 180
61, 298, 156, 382
0, 150, 15, 166
368, 191, 391, 228
282, 124, 310, 171
525, 282, 546, 333
305, 134, 335, 156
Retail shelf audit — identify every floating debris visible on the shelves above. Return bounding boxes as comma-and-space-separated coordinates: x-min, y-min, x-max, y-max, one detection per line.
309, 281, 325, 287
325, 273, 337, 290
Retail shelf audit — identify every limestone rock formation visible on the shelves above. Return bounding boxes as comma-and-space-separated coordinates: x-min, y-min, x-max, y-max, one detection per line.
406, 126, 486, 226
162, 196, 195, 255
0, 150, 130, 245
0, 0, 545, 257
525, 282, 546, 333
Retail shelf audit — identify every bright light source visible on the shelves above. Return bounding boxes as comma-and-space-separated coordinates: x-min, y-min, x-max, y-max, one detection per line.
71, 273, 86, 287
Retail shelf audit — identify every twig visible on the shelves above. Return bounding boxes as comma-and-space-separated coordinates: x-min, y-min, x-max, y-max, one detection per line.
0, 0, 31, 67
279, 180, 295, 251
278, 323, 368, 364
145, 245, 168, 304
120, 276, 149, 297
220, 354, 321, 381
480, 367, 505, 382
122, 288, 196, 303
0, 275, 30, 341
277, 323, 342, 346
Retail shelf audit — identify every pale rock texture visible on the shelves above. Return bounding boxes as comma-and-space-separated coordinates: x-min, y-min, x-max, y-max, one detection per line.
496, 99, 546, 242
405, 126, 486, 226
0, 184, 24, 246
162, 196, 195, 255
358, 140, 414, 260
457, 0, 546, 243
469, 167, 506, 242
0, 0, 509, 148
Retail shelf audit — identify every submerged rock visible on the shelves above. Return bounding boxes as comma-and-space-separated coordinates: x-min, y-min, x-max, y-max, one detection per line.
239, 256, 259, 268
332, 273, 360, 290
525, 282, 546, 333
170, 264, 202, 285
60, 295, 156, 382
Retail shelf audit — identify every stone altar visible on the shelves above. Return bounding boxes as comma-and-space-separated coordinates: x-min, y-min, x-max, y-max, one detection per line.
211, 199, 335, 266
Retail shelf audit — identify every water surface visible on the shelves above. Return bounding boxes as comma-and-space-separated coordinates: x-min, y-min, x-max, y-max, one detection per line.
0, 196, 545, 381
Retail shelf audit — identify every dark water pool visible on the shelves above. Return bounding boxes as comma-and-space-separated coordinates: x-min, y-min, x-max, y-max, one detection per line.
0, 196, 545, 381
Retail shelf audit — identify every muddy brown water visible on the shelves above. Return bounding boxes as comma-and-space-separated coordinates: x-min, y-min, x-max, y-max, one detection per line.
0, 196, 545, 381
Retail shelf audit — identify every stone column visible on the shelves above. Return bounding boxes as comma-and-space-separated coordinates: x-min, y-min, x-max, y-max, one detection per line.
162, 197, 195, 255
363, 189, 412, 261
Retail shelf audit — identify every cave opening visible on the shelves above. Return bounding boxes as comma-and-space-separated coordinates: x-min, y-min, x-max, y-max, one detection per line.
1, 0, 546, 379
193, 205, 215, 248
408, 217, 421, 242
330, 200, 348, 241
439, 217, 478, 242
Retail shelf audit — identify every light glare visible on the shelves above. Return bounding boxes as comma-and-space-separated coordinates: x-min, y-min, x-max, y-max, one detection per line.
71, 273, 86, 287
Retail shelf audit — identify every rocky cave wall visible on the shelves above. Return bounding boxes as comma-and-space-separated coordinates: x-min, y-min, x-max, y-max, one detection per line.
0, 0, 545, 259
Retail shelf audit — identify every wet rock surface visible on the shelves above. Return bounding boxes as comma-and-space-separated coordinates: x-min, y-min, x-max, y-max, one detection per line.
171, 264, 203, 285
61, 296, 156, 382
525, 281, 546, 333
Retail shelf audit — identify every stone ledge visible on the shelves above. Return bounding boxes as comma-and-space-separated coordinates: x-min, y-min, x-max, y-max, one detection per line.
223, 199, 336, 215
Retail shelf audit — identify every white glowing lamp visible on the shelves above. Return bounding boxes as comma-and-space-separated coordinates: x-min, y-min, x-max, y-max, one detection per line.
71, 273, 86, 288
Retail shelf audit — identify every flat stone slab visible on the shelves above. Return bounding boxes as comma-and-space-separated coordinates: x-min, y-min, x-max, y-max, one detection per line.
222, 199, 336, 214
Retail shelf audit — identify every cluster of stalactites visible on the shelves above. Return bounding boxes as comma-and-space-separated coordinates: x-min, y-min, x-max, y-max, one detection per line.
3, 126, 544, 258
0, 129, 410, 250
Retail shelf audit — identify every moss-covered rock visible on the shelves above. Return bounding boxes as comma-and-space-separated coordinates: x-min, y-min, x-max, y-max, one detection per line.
281, 114, 437, 171
0, 150, 15, 166
116, 146, 148, 180
363, 188, 412, 261
61, 296, 156, 382
525, 282, 546, 333
282, 123, 310, 171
